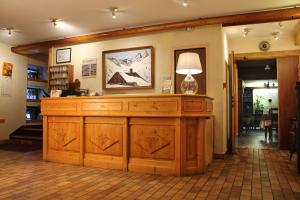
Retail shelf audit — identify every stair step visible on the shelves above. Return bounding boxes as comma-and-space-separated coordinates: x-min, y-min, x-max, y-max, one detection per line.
11, 135, 42, 141
21, 128, 42, 131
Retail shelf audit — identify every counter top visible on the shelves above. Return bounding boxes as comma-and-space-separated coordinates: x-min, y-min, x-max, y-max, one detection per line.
42, 93, 214, 100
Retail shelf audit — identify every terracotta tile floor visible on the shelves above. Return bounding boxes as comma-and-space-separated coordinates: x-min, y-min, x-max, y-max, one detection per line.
0, 149, 300, 200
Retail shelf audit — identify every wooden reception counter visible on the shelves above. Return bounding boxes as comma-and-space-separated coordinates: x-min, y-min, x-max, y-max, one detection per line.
41, 94, 214, 176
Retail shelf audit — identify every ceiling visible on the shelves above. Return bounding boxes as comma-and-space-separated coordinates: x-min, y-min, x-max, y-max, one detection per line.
224, 19, 300, 39
1, 0, 300, 46
237, 59, 277, 80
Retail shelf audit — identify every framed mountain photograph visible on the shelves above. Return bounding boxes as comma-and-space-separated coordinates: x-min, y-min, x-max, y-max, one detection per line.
102, 46, 154, 90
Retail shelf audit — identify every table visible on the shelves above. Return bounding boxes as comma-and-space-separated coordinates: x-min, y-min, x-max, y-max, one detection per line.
41, 94, 214, 176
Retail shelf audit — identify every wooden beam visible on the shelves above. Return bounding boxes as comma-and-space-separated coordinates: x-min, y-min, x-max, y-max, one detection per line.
11, 7, 300, 55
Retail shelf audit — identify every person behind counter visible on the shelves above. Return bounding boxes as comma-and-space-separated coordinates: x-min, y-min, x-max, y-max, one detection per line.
61, 79, 83, 97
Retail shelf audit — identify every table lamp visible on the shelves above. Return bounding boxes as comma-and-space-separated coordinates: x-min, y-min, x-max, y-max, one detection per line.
176, 52, 203, 94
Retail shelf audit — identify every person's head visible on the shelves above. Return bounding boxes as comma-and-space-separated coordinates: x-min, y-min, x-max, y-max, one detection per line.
268, 99, 272, 103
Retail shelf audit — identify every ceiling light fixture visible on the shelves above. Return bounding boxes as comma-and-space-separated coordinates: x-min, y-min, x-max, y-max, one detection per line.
182, 0, 188, 7
243, 28, 251, 37
111, 7, 118, 19
265, 64, 271, 71
50, 18, 58, 27
7, 28, 13, 37
272, 32, 280, 40
278, 22, 284, 29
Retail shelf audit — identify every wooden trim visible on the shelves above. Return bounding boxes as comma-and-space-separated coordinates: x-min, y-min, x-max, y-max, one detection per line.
11, 7, 300, 55
102, 46, 154, 90
0, 118, 5, 124
235, 50, 300, 60
43, 116, 48, 160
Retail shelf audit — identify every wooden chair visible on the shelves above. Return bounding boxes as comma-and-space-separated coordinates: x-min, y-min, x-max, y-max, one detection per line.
269, 108, 278, 141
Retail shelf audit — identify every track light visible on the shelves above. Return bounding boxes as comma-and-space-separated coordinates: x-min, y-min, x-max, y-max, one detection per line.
50, 18, 58, 27
272, 32, 280, 40
243, 28, 251, 37
182, 0, 188, 7
111, 7, 118, 19
7, 28, 13, 37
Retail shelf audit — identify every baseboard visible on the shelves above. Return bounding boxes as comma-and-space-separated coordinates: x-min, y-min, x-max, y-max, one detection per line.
213, 153, 225, 159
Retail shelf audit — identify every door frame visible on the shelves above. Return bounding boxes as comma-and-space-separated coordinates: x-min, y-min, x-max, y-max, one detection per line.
230, 49, 300, 150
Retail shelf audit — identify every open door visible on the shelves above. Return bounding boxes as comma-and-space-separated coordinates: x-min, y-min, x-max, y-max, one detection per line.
228, 51, 239, 153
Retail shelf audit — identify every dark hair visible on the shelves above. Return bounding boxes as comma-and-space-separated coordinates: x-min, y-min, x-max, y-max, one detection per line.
268, 99, 272, 102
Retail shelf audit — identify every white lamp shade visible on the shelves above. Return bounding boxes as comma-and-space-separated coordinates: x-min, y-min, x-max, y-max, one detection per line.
176, 52, 203, 75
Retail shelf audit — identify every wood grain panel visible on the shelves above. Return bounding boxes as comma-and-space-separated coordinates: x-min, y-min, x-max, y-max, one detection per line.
85, 124, 123, 156
277, 56, 299, 149
186, 119, 198, 161
183, 100, 205, 112
42, 102, 77, 112
128, 101, 178, 112
48, 122, 80, 152
82, 102, 123, 112
130, 120, 175, 160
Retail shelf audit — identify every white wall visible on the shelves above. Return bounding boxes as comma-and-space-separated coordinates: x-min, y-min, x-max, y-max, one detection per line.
228, 35, 300, 53
52, 25, 228, 154
0, 42, 27, 140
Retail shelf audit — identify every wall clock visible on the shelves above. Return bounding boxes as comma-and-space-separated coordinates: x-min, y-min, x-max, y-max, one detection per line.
259, 41, 270, 52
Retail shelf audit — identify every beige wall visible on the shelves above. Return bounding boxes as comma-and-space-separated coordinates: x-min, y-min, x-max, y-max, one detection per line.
228, 35, 300, 53
52, 25, 227, 154
0, 42, 27, 140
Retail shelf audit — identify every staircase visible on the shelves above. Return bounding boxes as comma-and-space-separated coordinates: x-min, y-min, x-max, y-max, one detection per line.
10, 125, 43, 144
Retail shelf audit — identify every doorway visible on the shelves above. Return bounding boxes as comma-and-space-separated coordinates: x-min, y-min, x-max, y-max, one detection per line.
237, 59, 278, 149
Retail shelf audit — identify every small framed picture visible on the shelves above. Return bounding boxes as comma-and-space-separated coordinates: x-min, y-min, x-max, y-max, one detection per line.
56, 48, 71, 64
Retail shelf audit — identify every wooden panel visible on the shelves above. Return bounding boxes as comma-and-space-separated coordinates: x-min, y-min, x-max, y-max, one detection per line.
82, 102, 123, 112
84, 154, 123, 169
47, 149, 80, 165
42, 102, 77, 112
48, 122, 80, 152
85, 124, 123, 156
183, 100, 205, 112
277, 56, 299, 149
128, 100, 178, 112
174, 48, 206, 94
186, 119, 198, 161
205, 117, 214, 166
12, 7, 300, 55
130, 118, 175, 160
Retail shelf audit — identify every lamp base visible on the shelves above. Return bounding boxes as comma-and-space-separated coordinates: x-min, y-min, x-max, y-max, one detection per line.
180, 73, 198, 94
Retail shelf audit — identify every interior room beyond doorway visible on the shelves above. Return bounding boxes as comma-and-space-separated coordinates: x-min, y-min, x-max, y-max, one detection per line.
237, 59, 278, 149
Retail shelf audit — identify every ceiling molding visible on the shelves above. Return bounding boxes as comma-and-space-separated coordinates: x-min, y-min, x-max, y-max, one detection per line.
11, 7, 300, 55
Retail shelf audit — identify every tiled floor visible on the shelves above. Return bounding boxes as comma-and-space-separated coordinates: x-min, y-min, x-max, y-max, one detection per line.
0, 148, 299, 200
238, 130, 278, 149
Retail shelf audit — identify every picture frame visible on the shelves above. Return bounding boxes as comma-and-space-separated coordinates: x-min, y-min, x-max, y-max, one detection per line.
2, 62, 13, 77
56, 48, 71, 64
102, 46, 154, 90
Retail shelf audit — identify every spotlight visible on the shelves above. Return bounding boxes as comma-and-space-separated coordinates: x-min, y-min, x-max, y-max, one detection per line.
50, 18, 58, 27
182, 0, 188, 7
111, 7, 118, 19
7, 28, 13, 37
243, 28, 251, 37
272, 32, 280, 40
